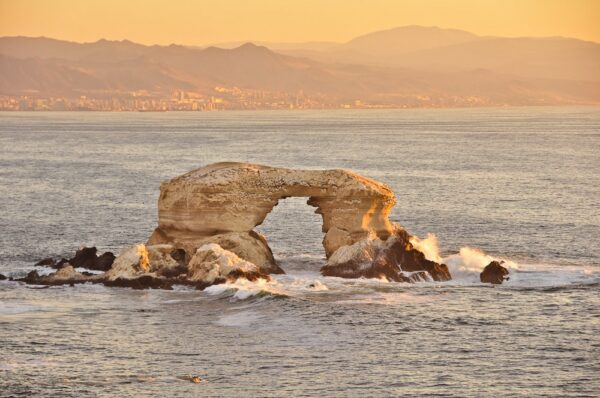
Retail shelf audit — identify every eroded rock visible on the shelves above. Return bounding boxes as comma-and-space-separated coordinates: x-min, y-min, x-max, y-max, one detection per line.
105, 244, 151, 280
147, 162, 396, 270
187, 243, 270, 284
22, 162, 457, 289
321, 228, 451, 282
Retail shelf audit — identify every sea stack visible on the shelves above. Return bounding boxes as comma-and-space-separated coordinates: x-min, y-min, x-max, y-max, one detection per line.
16, 162, 451, 289
147, 162, 451, 282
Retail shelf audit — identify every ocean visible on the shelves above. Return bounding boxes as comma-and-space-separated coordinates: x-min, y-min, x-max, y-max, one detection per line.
1, 108, 599, 397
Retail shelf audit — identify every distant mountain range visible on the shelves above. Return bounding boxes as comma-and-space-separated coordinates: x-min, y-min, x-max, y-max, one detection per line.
1, 26, 599, 108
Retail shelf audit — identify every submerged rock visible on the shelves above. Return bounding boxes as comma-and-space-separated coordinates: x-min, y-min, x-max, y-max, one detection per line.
103, 275, 175, 290
15, 266, 102, 286
480, 261, 509, 284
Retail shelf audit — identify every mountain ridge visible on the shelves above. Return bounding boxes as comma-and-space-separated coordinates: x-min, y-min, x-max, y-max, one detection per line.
1, 26, 599, 108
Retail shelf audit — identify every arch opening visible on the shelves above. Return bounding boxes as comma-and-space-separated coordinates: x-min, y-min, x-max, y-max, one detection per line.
255, 196, 326, 272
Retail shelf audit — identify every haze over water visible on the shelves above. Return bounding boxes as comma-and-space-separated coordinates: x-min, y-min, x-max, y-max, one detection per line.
1, 108, 599, 396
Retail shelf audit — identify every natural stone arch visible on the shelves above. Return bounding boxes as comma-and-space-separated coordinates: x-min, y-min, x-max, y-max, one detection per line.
147, 162, 396, 273
20, 162, 451, 290
255, 195, 326, 266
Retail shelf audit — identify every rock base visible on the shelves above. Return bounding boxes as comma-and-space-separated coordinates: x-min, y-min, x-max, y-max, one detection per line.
321, 227, 451, 282
16, 243, 271, 291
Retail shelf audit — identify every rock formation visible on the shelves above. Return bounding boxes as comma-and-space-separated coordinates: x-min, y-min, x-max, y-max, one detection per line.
34, 247, 115, 271
321, 227, 451, 282
147, 162, 396, 268
146, 162, 450, 283
480, 260, 509, 284
10, 162, 452, 289
18, 243, 271, 290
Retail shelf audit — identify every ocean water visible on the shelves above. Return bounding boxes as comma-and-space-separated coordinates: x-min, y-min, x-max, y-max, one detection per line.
0, 108, 599, 397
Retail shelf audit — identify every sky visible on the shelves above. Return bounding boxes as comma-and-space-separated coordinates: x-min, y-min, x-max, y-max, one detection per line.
1, 0, 599, 45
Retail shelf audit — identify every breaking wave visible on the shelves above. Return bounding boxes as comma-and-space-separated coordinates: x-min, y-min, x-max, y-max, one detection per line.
196, 233, 599, 303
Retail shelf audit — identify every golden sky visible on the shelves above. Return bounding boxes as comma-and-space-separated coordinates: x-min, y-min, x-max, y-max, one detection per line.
1, 0, 599, 45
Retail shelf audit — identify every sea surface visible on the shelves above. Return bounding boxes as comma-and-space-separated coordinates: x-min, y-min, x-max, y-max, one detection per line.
0, 108, 599, 397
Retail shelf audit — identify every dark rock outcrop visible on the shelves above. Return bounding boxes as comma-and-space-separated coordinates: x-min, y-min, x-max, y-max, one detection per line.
68, 247, 98, 268
226, 269, 272, 283
94, 252, 116, 271
16, 266, 103, 286
0, 273, 7, 280
381, 235, 451, 281
34, 247, 116, 271
69, 247, 115, 271
103, 275, 175, 290
34, 257, 56, 267
321, 228, 451, 282
480, 261, 509, 284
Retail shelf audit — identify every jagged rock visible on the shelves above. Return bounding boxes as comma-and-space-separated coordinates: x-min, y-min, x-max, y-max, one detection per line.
105, 244, 191, 281
19, 270, 42, 284
147, 162, 396, 271
321, 228, 451, 282
69, 247, 98, 268
95, 252, 116, 271
68, 247, 115, 271
105, 244, 151, 280
0, 274, 7, 280
187, 243, 270, 284
480, 260, 509, 284
35, 247, 116, 271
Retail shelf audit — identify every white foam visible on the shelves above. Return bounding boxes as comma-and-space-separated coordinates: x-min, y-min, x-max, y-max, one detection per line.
409, 233, 442, 263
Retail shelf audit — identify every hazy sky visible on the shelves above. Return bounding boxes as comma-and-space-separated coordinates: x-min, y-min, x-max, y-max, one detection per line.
1, 0, 599, 45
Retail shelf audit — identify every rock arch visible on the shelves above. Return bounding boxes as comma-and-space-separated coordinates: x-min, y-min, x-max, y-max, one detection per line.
21, 162, 451, 290
147, 162, 397, 273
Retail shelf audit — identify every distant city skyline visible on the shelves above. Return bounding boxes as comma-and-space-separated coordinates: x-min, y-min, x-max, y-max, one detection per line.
1, 0, 599, 45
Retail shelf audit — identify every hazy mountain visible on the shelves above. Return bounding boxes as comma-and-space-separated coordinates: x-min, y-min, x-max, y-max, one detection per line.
394, 36, 600, 81
277, 26, 600, 83
1, 27, 599, 106
343, 25, 482, 56
203, 41, 338, 51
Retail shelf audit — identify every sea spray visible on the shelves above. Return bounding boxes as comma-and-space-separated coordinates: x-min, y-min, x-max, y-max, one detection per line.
409, 233, 442, 263
411, 233, 519, 281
